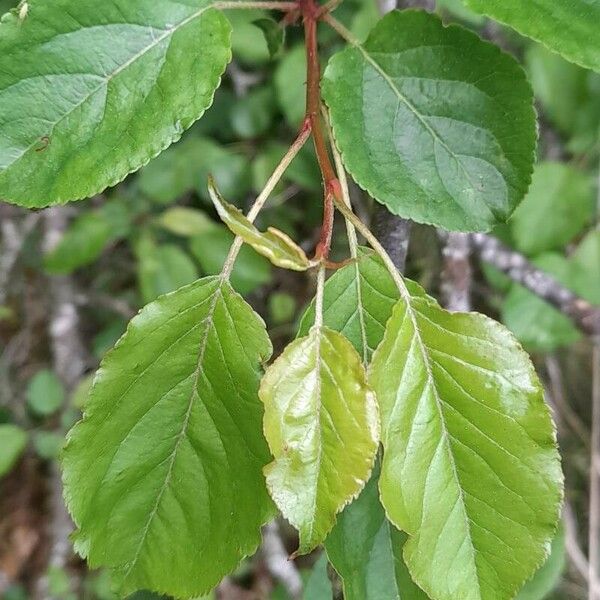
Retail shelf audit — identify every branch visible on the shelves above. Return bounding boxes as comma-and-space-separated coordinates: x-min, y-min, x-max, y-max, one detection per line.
591, 342, 600, 600
0, 207, 40, 306
261, 521, 303, 599
397, 0, 435, 9
470, 233, 600, 337
441, 232, 472, 312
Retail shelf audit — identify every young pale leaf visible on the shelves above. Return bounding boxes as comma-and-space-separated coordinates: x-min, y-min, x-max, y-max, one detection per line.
325, 462, 428, 600
208, 179, 315, 271
0, 0, 231, 207
369, 288, 563, 600
260, 326, 379, 554
157, 207, 214, 238
62, 277, 275, 598
465, 0, 600, 74
322, 10, 536, 232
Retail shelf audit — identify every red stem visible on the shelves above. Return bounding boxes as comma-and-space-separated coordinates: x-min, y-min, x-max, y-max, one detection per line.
300, 0, 340, 261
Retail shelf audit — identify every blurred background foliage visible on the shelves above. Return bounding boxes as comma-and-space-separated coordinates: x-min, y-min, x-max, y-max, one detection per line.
0, 0, 599, 598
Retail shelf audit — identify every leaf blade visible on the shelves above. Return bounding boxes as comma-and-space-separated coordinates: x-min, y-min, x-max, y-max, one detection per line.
323, 10, 536, 232
62, 277, 274, 597
0, 0, 231, 206
369, 291, 563, 600
465, 0, 600, 73
325, 462, 428, 600
298, 248, 408, 363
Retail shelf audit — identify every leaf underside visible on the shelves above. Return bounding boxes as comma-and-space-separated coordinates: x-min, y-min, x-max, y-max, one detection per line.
323, 10, 536, 232
369, 290, 563, 600
62, 277, 274, 598
0, 0, 231, 207
465, 0, 600, 74
260, 325, 379, 554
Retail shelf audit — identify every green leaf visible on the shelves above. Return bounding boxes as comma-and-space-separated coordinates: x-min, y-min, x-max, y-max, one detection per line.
44, 211, 113, 274
157, 207, 214, 238
33, 431, 64, 460
252, 18, 285, 59
189, 227, 272, 295
525, 44, 600, 149
502, 254, 581, 353
0, 0, 232, 207
325, 462, 428, 600
303, 554, 334, 600
369, 284, 562, 600
464, 0, 600, 73
298, 249, 418, 363
323, 10, 536, 232
71, 375, 95, 410
209, 178, 314, 271
0, 424, 27, 477
275, 45, 307, 128
27, 369, 65, 417
136, 236, 199, 304
516, 526, 565, 600
0, 0, 17, 17
62, 277, 275, 597
260, 326, 379, 554
230, 85, 276, 139
509, 162, 594, 256
138, 136, 250, 206
436, 0, 485, 26
268, 292, 296, 324
571, 230, 600, 305
93, 319, 128, 359
348, 0, 380, 42
229, 9, 270, 66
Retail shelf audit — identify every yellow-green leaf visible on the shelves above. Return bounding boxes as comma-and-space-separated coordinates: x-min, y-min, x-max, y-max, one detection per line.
260, 326, 379, 553
209, 178, 314, 271
369, 289, 562, 600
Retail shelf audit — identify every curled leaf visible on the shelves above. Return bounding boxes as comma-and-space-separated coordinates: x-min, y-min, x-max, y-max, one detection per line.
209, 177, 315, 271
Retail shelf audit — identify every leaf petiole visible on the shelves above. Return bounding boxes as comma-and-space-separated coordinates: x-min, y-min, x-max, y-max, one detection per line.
332, 195, 411, 302
221, 120, 312, 279
320, 12, 358, 44
214, 1, 298, 11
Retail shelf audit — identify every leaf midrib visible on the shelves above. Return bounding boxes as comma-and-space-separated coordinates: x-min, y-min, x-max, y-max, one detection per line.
122, 282, 223, 583
3, 3, 215, 172
400, 295, 483, 599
